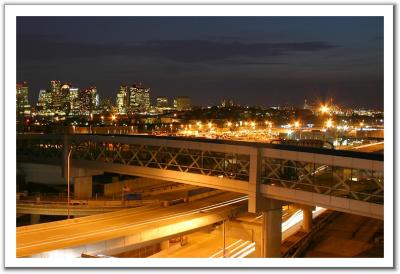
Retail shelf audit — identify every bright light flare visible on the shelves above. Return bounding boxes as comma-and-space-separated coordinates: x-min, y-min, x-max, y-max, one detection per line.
325, 118, 333, 128
320, 105, 330, 114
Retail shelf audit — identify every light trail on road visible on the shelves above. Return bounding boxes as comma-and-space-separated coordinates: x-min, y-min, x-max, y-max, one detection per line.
17, 193, 248, 257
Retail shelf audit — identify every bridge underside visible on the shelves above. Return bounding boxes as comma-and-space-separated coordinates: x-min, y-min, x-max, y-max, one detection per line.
17, 134, 384, 220
17, 193, 247, 258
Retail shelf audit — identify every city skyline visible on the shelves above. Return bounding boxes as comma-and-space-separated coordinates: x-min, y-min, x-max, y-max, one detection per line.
10, 4, 391, 266
17, 16, 383, 109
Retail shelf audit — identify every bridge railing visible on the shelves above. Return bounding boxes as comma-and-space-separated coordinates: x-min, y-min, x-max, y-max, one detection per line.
17, 134, 384, 204
69, 135, 251, 181
17, 134, 64, 163
260, 156, 383, 204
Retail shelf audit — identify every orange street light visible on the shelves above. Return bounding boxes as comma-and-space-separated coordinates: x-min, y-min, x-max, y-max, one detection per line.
326, 119, 333, 128
320, 105, 330, 114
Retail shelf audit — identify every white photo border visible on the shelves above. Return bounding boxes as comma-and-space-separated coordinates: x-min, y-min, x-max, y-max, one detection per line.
4, 4, 394, 268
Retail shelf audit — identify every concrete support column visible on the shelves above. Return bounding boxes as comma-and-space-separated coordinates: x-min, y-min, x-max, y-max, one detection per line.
262, 207, 282, 258
74, 176, 92, 199
248, 148, 262, 213
30, 214, 40, 225
160, 240, 170, 250
302, 207, 313, 232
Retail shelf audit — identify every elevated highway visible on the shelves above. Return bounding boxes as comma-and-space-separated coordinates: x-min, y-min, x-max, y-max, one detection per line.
17, 134, 383, 218
17, 134, 384, 257
17, 192, 247, 258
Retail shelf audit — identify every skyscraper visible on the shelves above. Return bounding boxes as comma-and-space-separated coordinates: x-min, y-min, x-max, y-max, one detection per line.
69, 87, 80, 116
16, 82, 30, 116
50, 80, 62, 111
36, 89, 52, 115
116, 86, 129, 114
78, 86, 98, 115
156, 97, 169, 108
60, 83, 71, 115
129, 84, 151, 113
173, 96, 191, 111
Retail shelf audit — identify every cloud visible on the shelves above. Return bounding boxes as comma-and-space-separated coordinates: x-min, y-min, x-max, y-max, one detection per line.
17, 36, 337, 63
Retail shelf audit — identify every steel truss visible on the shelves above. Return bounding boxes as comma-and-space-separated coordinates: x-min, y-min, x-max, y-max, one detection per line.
17, 135, 383, 204
261, 157, 383, 204
71, 140, 250, 180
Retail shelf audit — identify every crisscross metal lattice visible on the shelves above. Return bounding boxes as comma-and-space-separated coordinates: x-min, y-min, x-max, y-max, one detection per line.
17, 135, 384, 206
17, 136, 64, 161
261, 157, 383, 204
70, 139, 250, 181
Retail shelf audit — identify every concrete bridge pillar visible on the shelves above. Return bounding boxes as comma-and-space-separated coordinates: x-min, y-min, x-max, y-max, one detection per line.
255, 197, 285, 258
160, 240, 170, 250
248, 147, 262, 213
74, 176, 92, 199
30, 214, 40, 225
302, 206, 313, 232
297, 204, 315, 232
261, 205, 282, 258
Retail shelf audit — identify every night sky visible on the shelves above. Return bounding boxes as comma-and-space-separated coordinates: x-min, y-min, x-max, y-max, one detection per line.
17, 17, 383, 109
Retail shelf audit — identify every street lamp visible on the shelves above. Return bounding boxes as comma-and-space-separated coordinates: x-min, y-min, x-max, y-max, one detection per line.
326, 118, 333, 128
319, 105, 330, 114
66, 148, 73, 219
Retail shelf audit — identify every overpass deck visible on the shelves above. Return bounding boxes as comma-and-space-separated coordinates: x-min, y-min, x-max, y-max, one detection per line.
17, 192, 246, 257
17, 134, 384, 217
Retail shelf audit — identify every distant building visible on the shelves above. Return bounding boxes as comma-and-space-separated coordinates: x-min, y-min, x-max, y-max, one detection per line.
78, 86, 98, 115
60, 83, 72, 114
99, 97, 113, 113
221, 98, 235, 108
16, 82, 30, 116
50, 80, 62, 111
129, 84, 151, 113
36, 89, 52, 115
156, 97, 169, 108
116, 86, 129, 114
173, 96, 191, 111
69, 87, 80, 116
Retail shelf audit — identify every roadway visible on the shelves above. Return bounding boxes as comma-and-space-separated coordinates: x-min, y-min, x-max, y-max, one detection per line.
349, 141, 384, 153
17, 192, 246, 258
17, 185, 220, 217
302, 212, 383, 257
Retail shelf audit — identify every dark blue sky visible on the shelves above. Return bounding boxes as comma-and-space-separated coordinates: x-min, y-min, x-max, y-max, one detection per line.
17, 16, 383, 108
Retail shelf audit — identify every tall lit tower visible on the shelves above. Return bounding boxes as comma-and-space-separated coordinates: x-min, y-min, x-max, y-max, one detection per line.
129, 83, 151, 113
173, 96, 191, 111
116, 86, 129, 114
50, 80, 62, 111
16, 82, 30, 116
78, 87, 98, 115
69, 87, 80, 115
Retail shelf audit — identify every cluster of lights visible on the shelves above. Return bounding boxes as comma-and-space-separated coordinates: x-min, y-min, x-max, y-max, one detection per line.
325, 118, 333, 128
319, 104, 330, 114
185, 120, 276, 130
